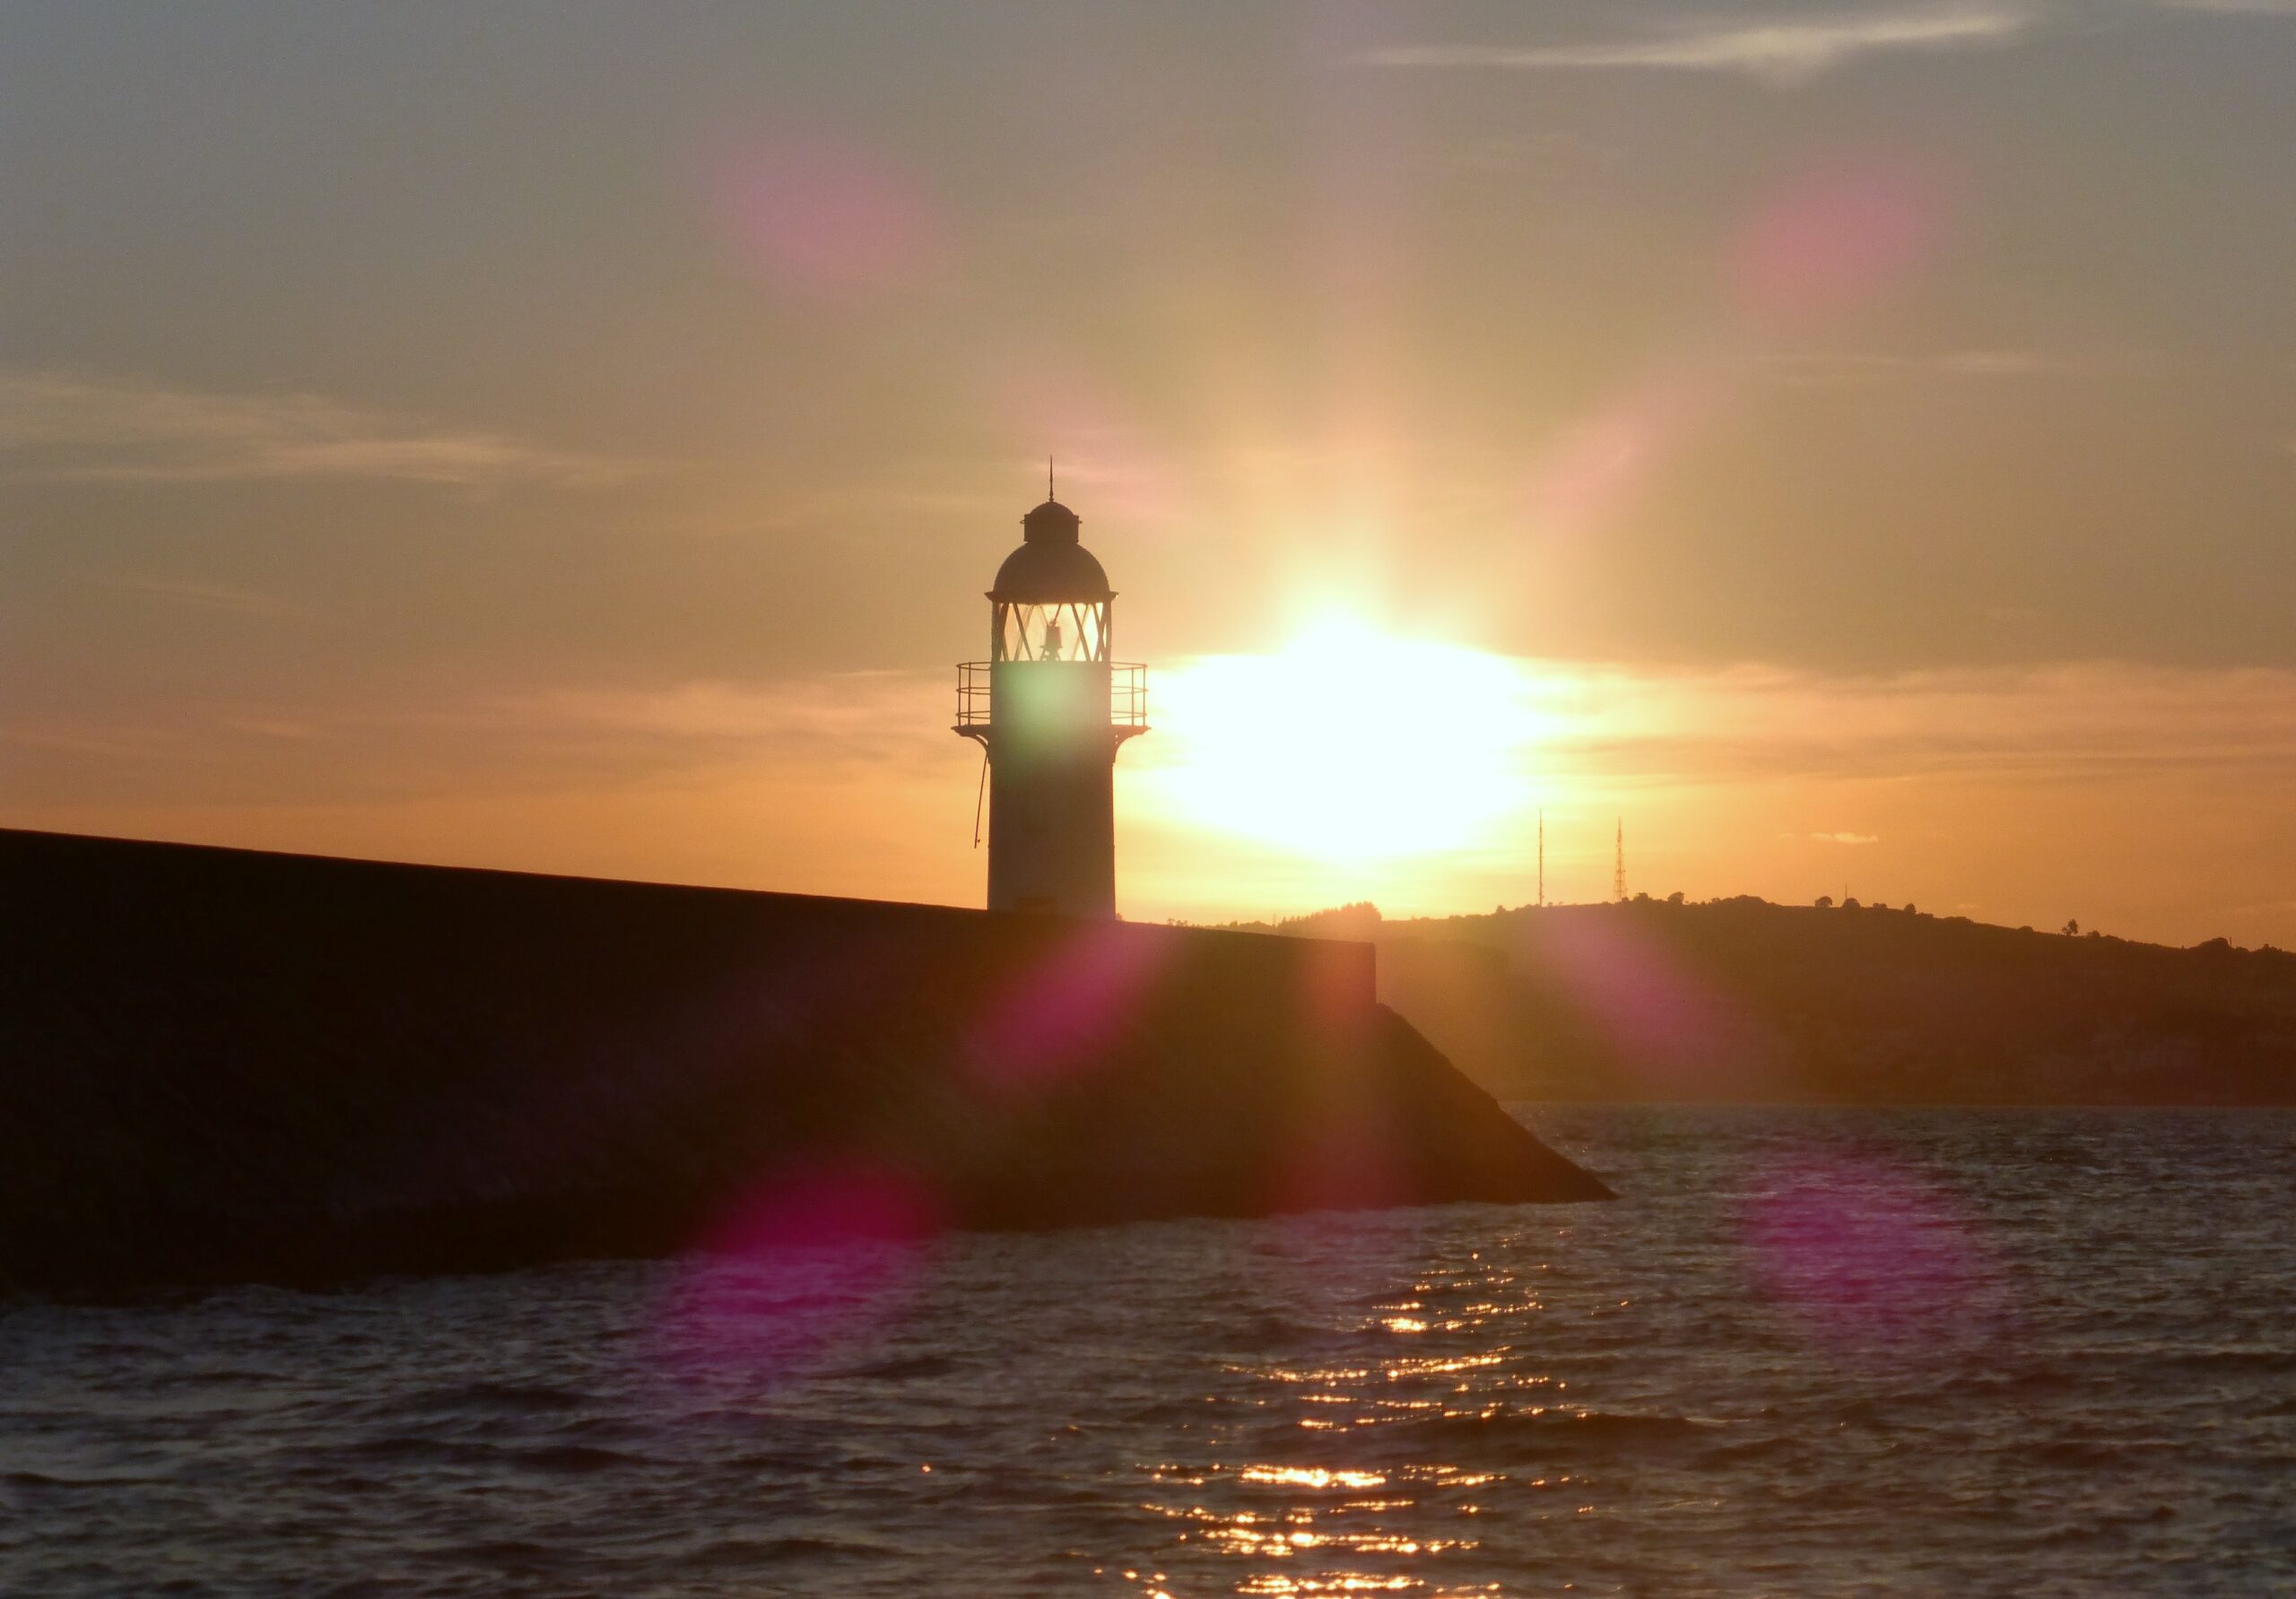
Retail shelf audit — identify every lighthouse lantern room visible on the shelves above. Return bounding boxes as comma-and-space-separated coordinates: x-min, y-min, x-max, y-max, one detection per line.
955, 486, 1147, 917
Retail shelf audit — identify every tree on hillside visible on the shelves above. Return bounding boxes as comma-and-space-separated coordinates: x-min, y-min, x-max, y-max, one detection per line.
1278, 902, 1383, 940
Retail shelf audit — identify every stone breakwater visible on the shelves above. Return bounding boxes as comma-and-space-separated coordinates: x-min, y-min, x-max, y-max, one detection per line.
0, 830, 1610, 1294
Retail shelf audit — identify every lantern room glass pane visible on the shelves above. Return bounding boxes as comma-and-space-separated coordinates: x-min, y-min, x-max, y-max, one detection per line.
996, 601, 1109, 663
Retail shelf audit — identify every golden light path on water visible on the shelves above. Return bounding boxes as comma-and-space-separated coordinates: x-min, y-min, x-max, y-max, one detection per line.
1092, 1238, 1613, 1599
1135, 619, 1578, 866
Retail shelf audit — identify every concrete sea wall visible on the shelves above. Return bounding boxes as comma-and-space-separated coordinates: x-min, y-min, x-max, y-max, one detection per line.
0, 830, 1609, 1294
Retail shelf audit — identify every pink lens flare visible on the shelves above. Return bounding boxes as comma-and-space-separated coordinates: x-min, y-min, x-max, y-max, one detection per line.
1518, 153, 1952, 543
1741, 1152, 2002, 1355
986, 357, 1186, 525
649, 1156, 944, 1386
966, 922, 1170, 1092
1516, 910, 1759, 1094
1522, 364, 1725, 538
1729, 157, 1954, 326
713, 130, 950, 304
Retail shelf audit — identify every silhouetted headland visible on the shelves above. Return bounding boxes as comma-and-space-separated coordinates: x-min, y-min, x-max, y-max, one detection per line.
1234, 899, 2296, 1105
0, 830, 1607, 1295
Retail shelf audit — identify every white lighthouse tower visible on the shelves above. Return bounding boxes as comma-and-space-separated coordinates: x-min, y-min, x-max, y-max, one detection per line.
955, 481, 1147, 916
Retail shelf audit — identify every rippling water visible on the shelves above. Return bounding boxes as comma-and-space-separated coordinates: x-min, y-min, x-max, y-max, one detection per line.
4, 1108, 2292, 1596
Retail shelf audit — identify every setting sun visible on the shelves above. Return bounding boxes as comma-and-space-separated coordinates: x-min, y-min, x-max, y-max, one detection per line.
1139, 619, 1566, 864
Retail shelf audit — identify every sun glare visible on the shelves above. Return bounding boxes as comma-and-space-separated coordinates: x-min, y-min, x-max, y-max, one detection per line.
1141, 619, 1561, 864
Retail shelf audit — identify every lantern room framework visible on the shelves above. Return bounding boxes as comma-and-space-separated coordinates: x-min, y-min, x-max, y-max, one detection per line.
995, 599, 1109, 664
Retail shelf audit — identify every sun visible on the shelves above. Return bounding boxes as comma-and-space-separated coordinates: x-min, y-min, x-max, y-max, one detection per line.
1139, 618, 1561, 864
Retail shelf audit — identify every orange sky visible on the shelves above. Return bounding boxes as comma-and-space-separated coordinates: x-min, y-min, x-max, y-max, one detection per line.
2, 4, 2292, 948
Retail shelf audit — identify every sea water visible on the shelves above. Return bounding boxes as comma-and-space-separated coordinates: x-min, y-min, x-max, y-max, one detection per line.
2, 1108, 2291, 1596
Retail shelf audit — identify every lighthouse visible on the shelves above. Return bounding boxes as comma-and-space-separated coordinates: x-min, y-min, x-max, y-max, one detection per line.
955, 482, 1148, 916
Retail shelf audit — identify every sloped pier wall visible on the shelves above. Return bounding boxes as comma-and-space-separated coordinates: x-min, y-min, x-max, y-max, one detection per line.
0, 830, 1608, 1293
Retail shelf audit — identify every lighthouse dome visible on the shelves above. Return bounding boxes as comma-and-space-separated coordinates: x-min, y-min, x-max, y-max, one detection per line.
990, 499, 1113, 602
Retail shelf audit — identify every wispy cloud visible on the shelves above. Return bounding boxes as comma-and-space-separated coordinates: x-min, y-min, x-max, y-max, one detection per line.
2153, 0, 2296, 15
103, 575, 317, 621
1558, 662, 2296, 786
1767, 347, 2122, 383
0, 368, 646, 487
0, 670, 954, 815
481, 674, 943, 773
1363, 5, 2036, 85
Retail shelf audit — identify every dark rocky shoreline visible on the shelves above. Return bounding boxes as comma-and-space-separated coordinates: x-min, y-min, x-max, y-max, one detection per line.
1240, 900, 2296, 1106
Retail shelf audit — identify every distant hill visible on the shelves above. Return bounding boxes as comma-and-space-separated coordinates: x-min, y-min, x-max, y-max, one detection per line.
1219, 899, 2296, 1106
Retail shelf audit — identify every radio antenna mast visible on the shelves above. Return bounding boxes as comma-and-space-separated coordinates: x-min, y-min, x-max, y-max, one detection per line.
1537, 808, 1545, 907
1613, 816, 1625, 902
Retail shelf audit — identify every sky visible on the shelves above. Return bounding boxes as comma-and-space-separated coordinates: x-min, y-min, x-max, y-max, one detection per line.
2, 1, 2292, 946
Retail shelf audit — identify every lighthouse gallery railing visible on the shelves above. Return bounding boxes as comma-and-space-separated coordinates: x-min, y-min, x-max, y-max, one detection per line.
955, 661, 1147, 730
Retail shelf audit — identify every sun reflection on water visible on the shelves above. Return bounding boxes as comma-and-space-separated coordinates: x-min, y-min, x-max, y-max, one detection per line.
1239, 1467, 1389, 1490
1116, 1230, 1587, 1598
